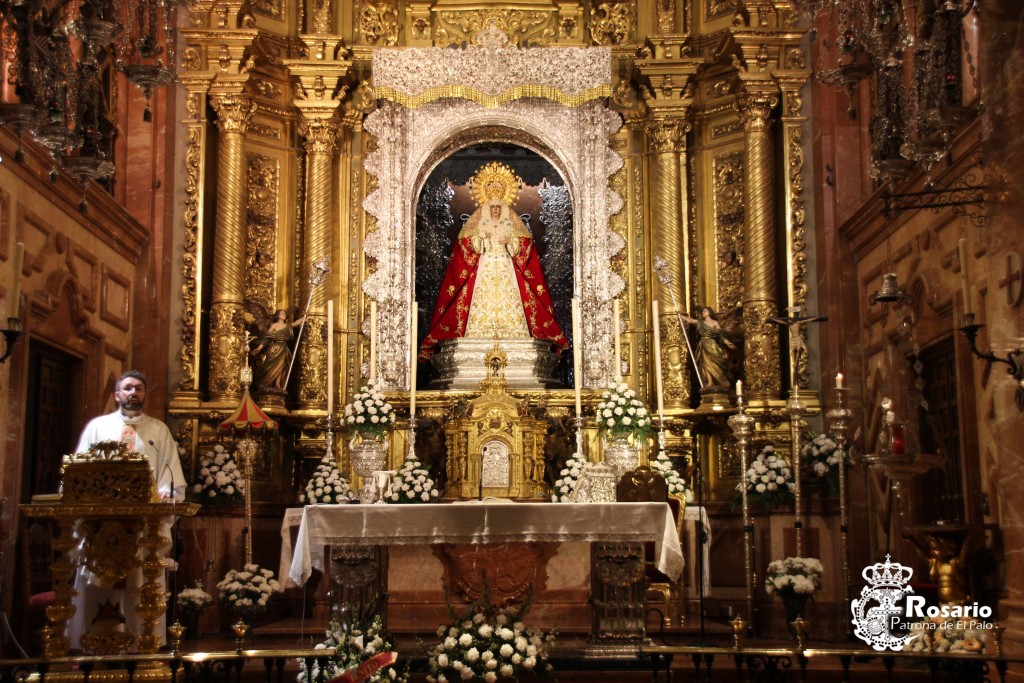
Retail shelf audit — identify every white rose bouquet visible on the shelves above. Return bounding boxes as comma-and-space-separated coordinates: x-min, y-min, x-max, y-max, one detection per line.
551, 451, 588, 502
190, 444, 245, 505
594, 382, 652, 442
217, 563, 281, 623
650, 450, 693, 503
302, 453, 356, 504
802, 432, 842, 496
175, 580, 213, 616
387, 453, 440, 504
735, 444, 795, 511
344, 382, 396, 442
425, 600, 555, 683
906, 615, 987, 654
297, 615, 408, 683
764, 556, 823, 597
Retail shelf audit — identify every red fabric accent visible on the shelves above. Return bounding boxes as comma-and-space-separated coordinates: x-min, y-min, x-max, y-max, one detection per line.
327, 651, 398, 683
219, 390, 278, 433
420, 236, 567, 358
29, 591, 55, 609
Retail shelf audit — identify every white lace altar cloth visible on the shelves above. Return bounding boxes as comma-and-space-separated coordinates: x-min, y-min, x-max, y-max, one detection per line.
282, 502, 684, 588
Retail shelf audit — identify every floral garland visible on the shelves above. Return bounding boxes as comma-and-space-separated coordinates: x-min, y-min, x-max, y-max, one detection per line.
735, 444, 795, 511
387, 453, 440, 504
764, 557, 824, 597
297, 615, 407, 683
302, 453, 356, 504
175, 580, 213, 616
425, 599, 554, 683
594, 383, 652, 442
650, 449, 693, 503
189, 444, 245, 505
551, 451, 588, 502
344, 382, 396, 442
217, 563, 280, 621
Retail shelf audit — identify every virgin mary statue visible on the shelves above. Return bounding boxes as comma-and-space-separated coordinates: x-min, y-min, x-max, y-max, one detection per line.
420, 163, 567, 361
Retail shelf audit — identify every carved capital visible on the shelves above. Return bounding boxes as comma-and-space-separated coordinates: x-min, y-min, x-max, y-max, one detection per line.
299, 117, 340, 155
735, 92, 778, 132
645, 117, 689, 154
208, 302, 246, 400
210, 93, 255, 133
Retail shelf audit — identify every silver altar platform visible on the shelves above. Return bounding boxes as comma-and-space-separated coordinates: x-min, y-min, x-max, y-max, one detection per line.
429, 337, 561, 389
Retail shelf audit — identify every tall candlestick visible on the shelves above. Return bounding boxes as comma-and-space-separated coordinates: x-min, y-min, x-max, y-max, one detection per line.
369, 300, 377, 383
572, 297, 582, 418
612, 298, 622, 382
409, 301, 418, 417
652, 300, 664, 419
327, 300, 334, 414
835, 372, 843, 390
10, 242, 24, 316
958, 237, 973, 317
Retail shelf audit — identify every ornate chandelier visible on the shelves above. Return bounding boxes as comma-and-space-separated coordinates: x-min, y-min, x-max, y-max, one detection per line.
0, 0, 179, 209
806, 0, 979, 188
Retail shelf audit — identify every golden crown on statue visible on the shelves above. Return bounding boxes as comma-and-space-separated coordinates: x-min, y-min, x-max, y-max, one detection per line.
468, 162, 522, 208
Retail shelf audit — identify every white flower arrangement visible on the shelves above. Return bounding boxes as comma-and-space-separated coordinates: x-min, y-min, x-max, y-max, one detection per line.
344, 382, 397, 442
650, 450, 694, 503
217, 563, 281, 621
387, 453, 440, 504
551, 451, 588, 502
802, 432, 843, 495
735, 444, 795, 511
764, 557, 824, 597
593, 382, 652, 442
302, 453, 356, 504
425, 600, 554, 683
175, 581, 213, 615
190, 444, 245, 505
297, 615, 407, 683
905, 615, 987, 654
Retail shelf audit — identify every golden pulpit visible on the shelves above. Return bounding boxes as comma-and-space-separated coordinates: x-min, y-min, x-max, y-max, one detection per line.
443, 345, 549, 500
22, 442, 198, 679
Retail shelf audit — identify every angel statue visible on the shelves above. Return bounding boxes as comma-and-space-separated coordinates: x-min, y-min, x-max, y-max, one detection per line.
244, 304, 305, 396
678, 306, 741, 390
419, 162, 567, 358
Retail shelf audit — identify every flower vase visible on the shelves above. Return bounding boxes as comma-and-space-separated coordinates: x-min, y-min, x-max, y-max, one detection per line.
350, 436, 389, 503
780, 593, 810, 637
603, 436, 638, 480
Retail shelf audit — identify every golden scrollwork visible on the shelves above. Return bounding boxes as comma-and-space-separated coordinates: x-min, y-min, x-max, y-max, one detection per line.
246, 153, 279, 311
81, 519, 145, 586
657, 0, 676, 33
359, 0, 400, 47
178, 124, 204, 391
299, 314, 328, 406
743, 300, 781, 397
312, 0, 332, 34
208, 303, 246, 398
61, 460, 155, 503
788, 124, 809, 386
714, 153, 745, 310
590, 1, 633, 46
434, 9, 555, 48
249, 0, 283, 20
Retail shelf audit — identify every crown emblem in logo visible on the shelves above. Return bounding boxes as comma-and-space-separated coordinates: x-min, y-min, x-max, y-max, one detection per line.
861, 554, 914, 588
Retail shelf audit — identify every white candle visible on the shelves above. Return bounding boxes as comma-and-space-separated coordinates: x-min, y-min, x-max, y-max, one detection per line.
10, 242, 24, 317
736, 379, 743, 398
835, 372, 844, 390
958, 237, 973, 317
327, 300, 334, 414
369, 300, 377, 383
572, 297, 582, 418
409, 301, 418, 417
652, 300, 664, 419
612, 298, 622, 382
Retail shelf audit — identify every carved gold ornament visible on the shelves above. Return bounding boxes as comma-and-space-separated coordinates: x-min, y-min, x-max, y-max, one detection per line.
468, 162, 522, 208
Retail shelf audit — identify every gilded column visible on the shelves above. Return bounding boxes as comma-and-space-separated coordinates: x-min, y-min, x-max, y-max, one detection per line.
737, 89, 781, 400
208, 93, 255, 401
646, 116, 692, 409
297, 117, 339, 409
779, 77, 810, 388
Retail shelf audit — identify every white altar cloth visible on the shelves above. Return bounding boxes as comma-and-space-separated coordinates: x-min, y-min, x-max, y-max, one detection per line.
283, 502, 684, 588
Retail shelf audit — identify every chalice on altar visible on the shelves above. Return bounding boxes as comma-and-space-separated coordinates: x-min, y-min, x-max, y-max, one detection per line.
371, 470, 396, 504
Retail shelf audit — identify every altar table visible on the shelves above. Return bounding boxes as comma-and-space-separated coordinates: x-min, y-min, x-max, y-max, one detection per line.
284, 501, 684, 589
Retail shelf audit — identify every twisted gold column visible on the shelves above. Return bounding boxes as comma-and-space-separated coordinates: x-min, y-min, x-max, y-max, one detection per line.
297, 118, 339, 408
646, 117, 692, 409
208, 93, 255, 401
737, 91, 781, 400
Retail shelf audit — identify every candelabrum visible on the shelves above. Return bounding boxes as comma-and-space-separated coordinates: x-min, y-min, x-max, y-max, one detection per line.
825, 386, 854, 638
0, 316, 23, 364
727, 397, 756, 633
787, 390, 806, 558
957, 312, 1024, 412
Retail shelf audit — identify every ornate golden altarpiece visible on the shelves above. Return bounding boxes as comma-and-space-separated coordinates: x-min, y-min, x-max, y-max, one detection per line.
168, 1, 815, 506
